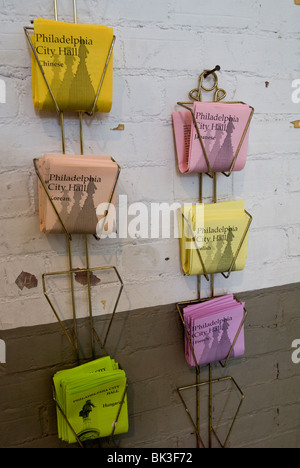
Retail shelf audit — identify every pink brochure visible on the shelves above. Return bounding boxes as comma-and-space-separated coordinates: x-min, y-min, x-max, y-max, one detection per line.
37, 154, 119, 236
183, 296, 245, 367
172, 101, 253, 174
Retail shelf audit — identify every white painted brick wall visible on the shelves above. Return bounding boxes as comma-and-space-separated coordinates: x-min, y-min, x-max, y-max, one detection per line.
0, 0, 299, 330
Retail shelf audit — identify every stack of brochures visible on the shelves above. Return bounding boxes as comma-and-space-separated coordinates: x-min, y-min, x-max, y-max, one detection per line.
179, 200, 250, 276
172, 101, 253, 174
183, 295, 245, 367
53, 356, 128, 444
31, 18, 114, 113
36, 153, 119, 236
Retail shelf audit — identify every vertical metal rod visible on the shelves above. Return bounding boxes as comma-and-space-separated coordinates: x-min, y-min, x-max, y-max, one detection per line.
54, 0, 77, 23
197, 276, 201, 302
73, 0, 78, 24
53, 0, 58, 20
199, 173, 203, 204
79, 112, 84, 155
56, 0, 73, 361
197, 173, 203, 300
213, 172, 217, 204
85, 235, 95, 360
210, 275, 215, 298
60, 112, 66, 154
209, 172, 217, 448
196, 172, 203, 448
67, 237, 79, 361
210, 174, 217, 302
196, 369, 200, 449
73, 5, 93, 362
209, 363, 213, 448
53, 1, 67, 155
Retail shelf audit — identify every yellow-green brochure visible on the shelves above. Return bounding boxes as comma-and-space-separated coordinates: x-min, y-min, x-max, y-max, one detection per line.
53, 357, 128, 444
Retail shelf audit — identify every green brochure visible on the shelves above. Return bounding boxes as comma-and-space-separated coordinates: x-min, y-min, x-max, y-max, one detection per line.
53, 356, 128, 444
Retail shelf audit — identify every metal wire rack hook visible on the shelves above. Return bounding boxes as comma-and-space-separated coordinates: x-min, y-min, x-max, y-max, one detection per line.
189, 67, 226, 103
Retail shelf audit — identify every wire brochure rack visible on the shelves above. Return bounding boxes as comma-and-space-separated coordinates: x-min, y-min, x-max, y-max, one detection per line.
24, 0, 127, 448
173, 67, 254, 448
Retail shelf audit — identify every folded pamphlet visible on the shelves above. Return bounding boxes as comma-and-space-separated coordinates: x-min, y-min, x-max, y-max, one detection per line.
172, 101, 253, 174
31, 18, 114, 112
183, 295, 245, 367
179, 200, 250, 276
36, 153, 119, 236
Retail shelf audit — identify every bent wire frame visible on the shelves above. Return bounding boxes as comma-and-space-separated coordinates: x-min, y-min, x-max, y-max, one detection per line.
43, 263, 124, 359
177, 375, 245, 449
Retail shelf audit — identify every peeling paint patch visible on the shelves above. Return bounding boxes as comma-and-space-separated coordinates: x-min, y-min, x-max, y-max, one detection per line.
15, 271, 38, 290
111, 124, 125, 131
74, 270, 101, 286
291, 120, 300, 128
